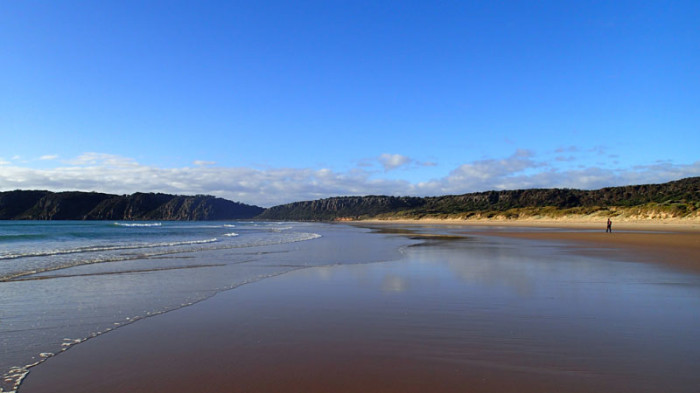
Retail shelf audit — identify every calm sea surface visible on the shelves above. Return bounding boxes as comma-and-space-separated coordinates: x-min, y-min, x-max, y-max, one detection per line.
0, 221, 412, 392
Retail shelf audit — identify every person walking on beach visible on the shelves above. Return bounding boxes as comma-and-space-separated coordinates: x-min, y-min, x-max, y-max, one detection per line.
606, 218, 612, 233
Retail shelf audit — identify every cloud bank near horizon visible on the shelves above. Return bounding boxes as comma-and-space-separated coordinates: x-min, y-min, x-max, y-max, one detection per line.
1, 151, 698, 207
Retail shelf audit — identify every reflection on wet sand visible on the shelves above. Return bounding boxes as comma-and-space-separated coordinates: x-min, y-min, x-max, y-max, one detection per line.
21, 224, 700, 393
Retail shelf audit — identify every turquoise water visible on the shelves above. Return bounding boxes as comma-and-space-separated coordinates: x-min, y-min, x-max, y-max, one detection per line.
0, 221, 413, 392
0, 221, 320, 281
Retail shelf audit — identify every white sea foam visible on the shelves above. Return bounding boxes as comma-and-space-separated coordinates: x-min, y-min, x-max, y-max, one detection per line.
2, 367, 28, 393
0, 223, 330, 393
238, 232, 321, 247
269, 226, 293, 232
0, 238, 224, 282
113, 222, 162, 227
0, 238, 219, 261
168, 224, 237, 229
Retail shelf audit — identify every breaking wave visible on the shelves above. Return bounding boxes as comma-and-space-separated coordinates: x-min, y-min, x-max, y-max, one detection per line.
0, 238, 219, 262
113, 222, 162, 227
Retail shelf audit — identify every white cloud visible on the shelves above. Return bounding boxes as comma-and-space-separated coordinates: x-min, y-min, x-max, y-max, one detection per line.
377, 153, 436, 171
378, 153, 412, 171
193, 160, 217, 166
447, 149, 539, 182
0, 154, 410, 206
66, 153, 139, 167
39, 155, 59, 161
415, 149, 700, 196
0, 151, 697, 207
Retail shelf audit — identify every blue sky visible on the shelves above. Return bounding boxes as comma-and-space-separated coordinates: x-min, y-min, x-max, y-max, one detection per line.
1, 1, 698, 206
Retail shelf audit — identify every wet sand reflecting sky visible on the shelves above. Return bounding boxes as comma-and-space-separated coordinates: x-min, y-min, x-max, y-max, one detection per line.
21, 228, 700, 393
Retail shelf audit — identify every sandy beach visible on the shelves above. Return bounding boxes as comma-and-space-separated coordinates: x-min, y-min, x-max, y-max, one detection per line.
360, 218, 700, 273
360, 216, 700, 232
18, 222, 700, 393
479, 230, 700, 273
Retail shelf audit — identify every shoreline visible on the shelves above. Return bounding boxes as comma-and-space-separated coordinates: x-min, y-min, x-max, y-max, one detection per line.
357, 217, 700, 232
18, 222, 700, 393
357, 218, 700, 274
479, 230, 700, 274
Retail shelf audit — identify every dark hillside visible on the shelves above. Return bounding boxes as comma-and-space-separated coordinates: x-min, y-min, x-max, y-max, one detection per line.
0, 190, 50, 219
0, 191, 263, 221
257, 195, 426, 221
257, 177, 700, 221
18, 192, 114, 220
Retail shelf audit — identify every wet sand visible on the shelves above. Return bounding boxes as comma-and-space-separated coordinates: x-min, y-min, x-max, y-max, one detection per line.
18, 270, 611, 393
19, 225, 700, 393
479, 230, 700, 273
362, 219, 700, 273
361, 217, 700, 232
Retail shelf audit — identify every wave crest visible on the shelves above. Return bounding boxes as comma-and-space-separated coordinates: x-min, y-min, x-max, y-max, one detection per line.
113, 222, 162, 227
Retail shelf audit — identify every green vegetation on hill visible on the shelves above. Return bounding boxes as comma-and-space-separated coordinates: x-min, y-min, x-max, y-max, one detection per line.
257, 177, 700, 221
0, 191, 263, 220
257, 196, 425, 221
2, 177, 698, 221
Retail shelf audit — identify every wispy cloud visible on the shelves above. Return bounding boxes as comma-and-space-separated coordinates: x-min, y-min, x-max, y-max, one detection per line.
0, 151, 697, 207
39, 155, 59, 161
0, 156, 409, 206
66, 153, 139, 167
448, 149, 540, 181
378, 153, 412, 171
377, 153, 437, 171
555, 146, 579, 153
193, 160, 217, 166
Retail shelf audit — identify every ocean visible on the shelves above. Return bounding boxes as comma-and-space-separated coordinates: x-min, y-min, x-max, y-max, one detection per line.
0, 220, 413, 392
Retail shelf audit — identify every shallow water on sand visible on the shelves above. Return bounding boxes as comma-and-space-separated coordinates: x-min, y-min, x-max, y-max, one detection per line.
0, 221, 413, 392
17, 224, 700, 393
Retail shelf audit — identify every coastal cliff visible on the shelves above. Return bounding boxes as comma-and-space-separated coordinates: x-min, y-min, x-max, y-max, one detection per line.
257, 177, 700, 221
0, 191, 263, 220
256, 196, 425, 221
2, 177, 698, 222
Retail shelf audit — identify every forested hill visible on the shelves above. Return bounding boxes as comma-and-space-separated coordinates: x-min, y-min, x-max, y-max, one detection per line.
257, 177, 700, 221
2, 177, 698, 221
0, 191, 264, 220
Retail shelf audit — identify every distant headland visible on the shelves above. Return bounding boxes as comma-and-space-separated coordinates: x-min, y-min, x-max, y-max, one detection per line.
1, 177, 698, 222
0, 191, 263, 221
257, 176, 700, 223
